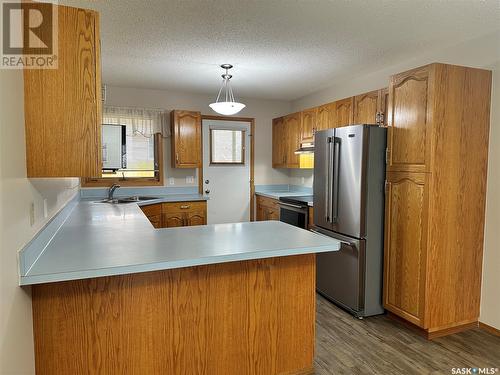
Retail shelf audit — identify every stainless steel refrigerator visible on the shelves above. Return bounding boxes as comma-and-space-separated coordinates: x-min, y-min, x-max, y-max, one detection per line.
313, 124, 386, 317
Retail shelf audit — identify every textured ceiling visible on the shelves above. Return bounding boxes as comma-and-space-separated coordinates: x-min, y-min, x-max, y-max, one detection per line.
60, 0, 500, 100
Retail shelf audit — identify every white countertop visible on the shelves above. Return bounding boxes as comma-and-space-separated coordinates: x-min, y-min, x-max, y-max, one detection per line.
20, 200, 339, 285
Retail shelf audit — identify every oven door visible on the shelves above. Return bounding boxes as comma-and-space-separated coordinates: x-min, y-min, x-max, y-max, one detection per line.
279, 202, 308, 229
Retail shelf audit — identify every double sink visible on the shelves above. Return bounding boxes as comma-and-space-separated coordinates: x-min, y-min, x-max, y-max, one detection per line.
97, 196, 159, 205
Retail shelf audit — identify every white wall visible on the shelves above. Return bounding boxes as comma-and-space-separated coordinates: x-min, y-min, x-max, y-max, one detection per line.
481, 61, 500, 330
0, 71, 80, 375
290, 30, 500, 329
104, 85, 291, 187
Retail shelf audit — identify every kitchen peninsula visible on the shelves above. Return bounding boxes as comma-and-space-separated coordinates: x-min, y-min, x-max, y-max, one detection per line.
21, 198, 340, 375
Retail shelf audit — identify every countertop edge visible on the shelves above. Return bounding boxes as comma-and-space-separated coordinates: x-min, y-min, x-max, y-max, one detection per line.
20, 243, 338, 286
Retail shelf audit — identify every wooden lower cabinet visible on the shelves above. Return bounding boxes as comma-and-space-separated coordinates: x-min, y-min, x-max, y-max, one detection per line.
162, 212, 184, 227
383, 172, 429, 327
256, 195, 280, 221
141, 201, 207, 228
139, 204, 162, 228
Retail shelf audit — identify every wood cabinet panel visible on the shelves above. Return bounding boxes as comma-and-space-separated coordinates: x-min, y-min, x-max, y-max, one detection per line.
140, 203, 162, 228
353, 90, 379, 124
272, 117, 286, 168
424, 64, 491, 329
185, 211, 206, 226
300, 108, 318, 142
171, 110, 201, 168
32, 254, 316, 375
317, 103, 335, 130
256, 195, 279, 221
283, 113, 301, 168
163, 213, 185, 228
380, 87, 389, 127
162, 201, 207, 227
24, 5, 101, 177
387, 66, 431, 172
383, 64, 492, 337
333, 97, 354, 127
383, 172, 428, 327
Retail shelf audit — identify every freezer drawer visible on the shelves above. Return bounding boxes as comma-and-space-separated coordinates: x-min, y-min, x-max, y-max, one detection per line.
316, 234, 365, 313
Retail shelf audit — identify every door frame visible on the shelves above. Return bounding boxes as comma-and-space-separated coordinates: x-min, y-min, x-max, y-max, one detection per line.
200, 115, 256, 221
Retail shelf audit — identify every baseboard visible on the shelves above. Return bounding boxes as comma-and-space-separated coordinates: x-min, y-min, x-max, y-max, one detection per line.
386, 312, 478, 340
427, 321, 478, 340
479, 322, 500, 336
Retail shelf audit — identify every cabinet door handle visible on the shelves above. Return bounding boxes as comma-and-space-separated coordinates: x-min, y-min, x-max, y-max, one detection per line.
379, 112, 385, 125
376, 112, 380, 124
176, 153, 179, 163
180, 205, 190, 209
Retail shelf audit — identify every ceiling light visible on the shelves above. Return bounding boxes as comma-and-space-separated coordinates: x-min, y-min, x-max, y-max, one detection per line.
209, 64, 246, 116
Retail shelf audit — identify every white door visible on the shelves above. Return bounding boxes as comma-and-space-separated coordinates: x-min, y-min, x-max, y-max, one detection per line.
202, 119, 251, 224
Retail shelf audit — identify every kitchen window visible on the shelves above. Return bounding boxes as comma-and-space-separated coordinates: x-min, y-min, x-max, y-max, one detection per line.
210, 128, 245, 165
83, 106, 167, 187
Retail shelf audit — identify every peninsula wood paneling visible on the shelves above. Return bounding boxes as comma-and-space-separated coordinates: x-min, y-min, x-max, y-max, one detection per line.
24, 5, 101, 177
32, 254, 316, 375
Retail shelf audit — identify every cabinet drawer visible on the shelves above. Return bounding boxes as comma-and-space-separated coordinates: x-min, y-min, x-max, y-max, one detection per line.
162, 201, 207, 213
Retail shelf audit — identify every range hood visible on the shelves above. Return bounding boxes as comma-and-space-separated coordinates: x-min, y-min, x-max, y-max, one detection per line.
294, 142, 314, 154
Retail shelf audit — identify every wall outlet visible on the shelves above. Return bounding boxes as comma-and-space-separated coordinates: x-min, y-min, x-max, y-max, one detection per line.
43, 199, 48, 218
168, 177, 175, 185
29, 202, 35, 227
186, 176, 194, 184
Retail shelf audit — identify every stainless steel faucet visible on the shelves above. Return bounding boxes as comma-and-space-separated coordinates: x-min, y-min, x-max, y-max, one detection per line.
108, 184, 121, 201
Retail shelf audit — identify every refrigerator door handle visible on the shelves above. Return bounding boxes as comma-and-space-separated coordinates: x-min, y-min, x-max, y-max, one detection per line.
326, 137, 334, 222
332, 137, 341, 223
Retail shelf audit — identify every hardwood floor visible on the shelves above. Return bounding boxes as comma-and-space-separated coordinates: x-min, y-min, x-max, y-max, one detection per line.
314, 294, 500, 375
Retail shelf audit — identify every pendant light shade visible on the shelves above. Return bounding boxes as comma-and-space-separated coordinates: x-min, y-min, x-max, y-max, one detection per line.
209, 64, 246, 115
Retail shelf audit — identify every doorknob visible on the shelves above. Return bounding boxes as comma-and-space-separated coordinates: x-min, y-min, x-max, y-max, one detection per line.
205, 189, 210, 194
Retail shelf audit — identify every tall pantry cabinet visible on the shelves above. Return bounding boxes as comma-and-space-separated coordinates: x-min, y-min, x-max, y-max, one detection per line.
383, 63, 492, 338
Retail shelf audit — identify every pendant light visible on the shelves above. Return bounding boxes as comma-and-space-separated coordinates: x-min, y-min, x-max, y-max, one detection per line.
209, 64, 246, 115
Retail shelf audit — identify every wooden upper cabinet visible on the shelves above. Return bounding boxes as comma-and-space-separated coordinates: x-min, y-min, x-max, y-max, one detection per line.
353, 90, 380, 125
300, 108, 317, 142
386, 66, 431, 172
317, 103, 335, 131
383, 171, 429, 327
332, 97, 354, 128
170, 110, 201, 168
283, 113, 301, 168
353, 88, 389, 126
24, 5, 102, 177
272, 117, 286, 168
380, 87, 389, 127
